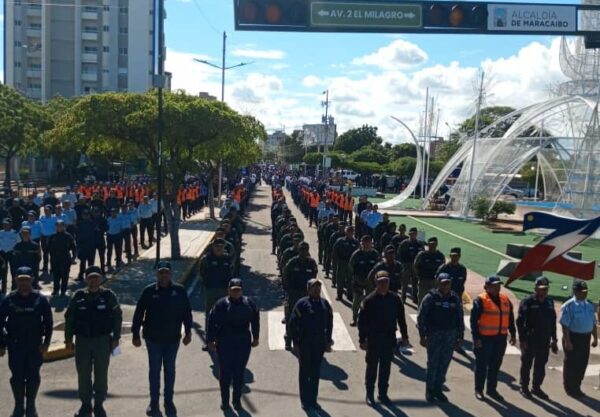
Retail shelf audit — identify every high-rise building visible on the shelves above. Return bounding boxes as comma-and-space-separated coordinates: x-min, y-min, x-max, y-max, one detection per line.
3, 0, 165, 102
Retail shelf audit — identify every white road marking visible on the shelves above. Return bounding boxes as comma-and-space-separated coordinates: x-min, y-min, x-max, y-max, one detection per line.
268, 311, 356, 351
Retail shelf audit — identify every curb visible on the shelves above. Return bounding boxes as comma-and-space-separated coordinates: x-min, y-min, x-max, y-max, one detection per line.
43, 344, 74, 362
176, 232, 215, 286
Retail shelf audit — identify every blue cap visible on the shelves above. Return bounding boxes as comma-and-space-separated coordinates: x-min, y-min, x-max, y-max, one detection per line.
485, 275, 503, 285
20, 225, 31, 232
436, 273, 452, 282
85, 266, 103, 277
16, 266, 33, 278
229, 278, 243, 288
155, 261, 171, 271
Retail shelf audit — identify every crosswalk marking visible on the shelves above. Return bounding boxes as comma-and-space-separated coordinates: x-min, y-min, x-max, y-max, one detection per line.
267, 311, 356, 351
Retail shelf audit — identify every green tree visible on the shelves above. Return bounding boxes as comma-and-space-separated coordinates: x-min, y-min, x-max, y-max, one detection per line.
351, 144, 389, 165
0, 85, 51, 188
435, 138, 462, 164
388, 143, 417, 159
388, 157, 417, 179
333, 124, 382, 154
280, 134, 305, 164
458, 106, 516, 137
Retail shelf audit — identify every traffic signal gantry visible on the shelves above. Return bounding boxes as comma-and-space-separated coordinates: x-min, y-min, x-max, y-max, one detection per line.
234, 0, 600, 48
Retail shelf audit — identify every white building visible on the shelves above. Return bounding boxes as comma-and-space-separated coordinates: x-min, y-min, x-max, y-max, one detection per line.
263, 130, 287, 155
3, 0, 166, 102
302, 117, 336, 148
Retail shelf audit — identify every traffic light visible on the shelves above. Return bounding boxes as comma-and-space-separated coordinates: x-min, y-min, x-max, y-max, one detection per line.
424, 2, 487, 30
235, 0, 309, 29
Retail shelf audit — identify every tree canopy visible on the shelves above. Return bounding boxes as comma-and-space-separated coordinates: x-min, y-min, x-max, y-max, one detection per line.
333, 124, 383, 154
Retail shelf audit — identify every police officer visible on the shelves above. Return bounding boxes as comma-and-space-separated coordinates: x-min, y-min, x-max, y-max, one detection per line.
516, 276, 557, 400
559, 279, 598, 398
106, 208, 123, 270
326, 221, 346, 286
282, 242, 318, 350
436, 247, 467, 300
289, 279, 333, 411
471, 276, 516, 401
65, 266, 123, 417
12, 227, 41, 290
48, 220, 76, 296
368, 245, 403, 293
397, 227, 424, 303
331, 225, 359, 300
349, 235, 380, 326
0, 218, 19, 294
75, 210, 97, 281
91, 208, 108, 275
414, 237, 445, 305
199, 238, 233, 350
280, 233, 303, 277
131, 261, 192, 416
39, 204, 57, 274
0, 266, 53, 417
358, 271, 409, 405
322, 215, 340, 278
417, 273, 464, 402
207, 279, 260, 411
317, 213, 334, 265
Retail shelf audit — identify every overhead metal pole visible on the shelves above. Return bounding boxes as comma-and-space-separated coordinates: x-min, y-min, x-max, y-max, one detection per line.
421, 88, 429, 199
463, 70, 485, 219
155, 0, 165, 265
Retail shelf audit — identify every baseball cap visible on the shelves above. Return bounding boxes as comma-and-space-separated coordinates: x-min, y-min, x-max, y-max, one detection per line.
213, 238, 226, 246
306, 278, 322, 288
375, 271, 390, 282
56, 219, 65, 225
16, 266, 33, 278
436, 273, 452, 282
2, 218, 11, 225
229, 278, 243, 289
534, 276, 550, 288
485, 275, 503, 285
27, 210, 36, 216
384, 245, 396, 254
299, 242, 310, 250
85, 266, 103, 278
20, 225, 31, 232
573, 279, 588, 292
409, 227, 418, 233
293, 233, 303, 241
156, 261, 172, 271
361, 235, 373, 242
428, 237, 438, 244
450, 247, 461, 255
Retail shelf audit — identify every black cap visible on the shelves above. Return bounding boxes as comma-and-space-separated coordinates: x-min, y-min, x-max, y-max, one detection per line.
428, 237, 438, 244
215, 227, 225, 232
306, 278, 322, 288
293, 233, 303, 241
573, 279, 588, 292
213, 238, 226, 246
534, 276, 550, 288
384, 245, 396, 254
450, 247, 461, 255
361, 235, 373, 242
485, 275, 503, 285
44, 204, 52, 210
436, 273, 452, 282
156, 261, 172, 271
375, 271, 390, 282
299, 242, 310, 249
2, 218, 11, 225
409, 227, 418, 233
27, 210, 36, 216
229, 278, 243, 289
16, 266, 33, 278
85, 266, 103, 278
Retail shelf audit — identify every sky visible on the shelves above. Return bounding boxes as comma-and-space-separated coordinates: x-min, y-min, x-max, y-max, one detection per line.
0, 0, 584, 143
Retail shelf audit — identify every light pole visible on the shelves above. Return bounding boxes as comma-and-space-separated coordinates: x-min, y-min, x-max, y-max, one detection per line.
194, 31, 252, 207
321, 90, 331, 178
154, 0, 166, 265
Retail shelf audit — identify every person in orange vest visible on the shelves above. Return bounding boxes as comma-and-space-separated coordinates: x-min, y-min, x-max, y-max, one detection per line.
308, 191, 320, 228
176, 185, 186, 218
470, 276, 516, 401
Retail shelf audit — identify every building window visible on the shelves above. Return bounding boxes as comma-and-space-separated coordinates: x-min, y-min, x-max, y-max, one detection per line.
102, 46, 109, 52
103, 5, 110, 11
119, 47, 128, 55
120, 7, 128, 14
102, 69, 109, 73
119, 27, 128, 34
83, 26, 98, 33
30, 4, 41, 10
84, 6, 98, 12
84, 86, 94, 94
15, 20, 22, 26
29, 23, 42, 29
103, 25, 109, 32
27, 82, 42, 89
15, 41, 22, 47
29, 63, 41, 69
84, 46, 98, 53
15, 62, 22, 68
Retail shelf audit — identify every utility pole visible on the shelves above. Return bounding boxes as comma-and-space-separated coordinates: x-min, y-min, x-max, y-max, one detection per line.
463, 70, 485, 219
154, 0, 165, 265
322, 90, 331, 178
194, 32, 252, 209
421, 88, 429, 199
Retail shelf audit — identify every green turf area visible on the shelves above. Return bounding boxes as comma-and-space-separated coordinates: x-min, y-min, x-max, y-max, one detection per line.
389, 215, 600, 302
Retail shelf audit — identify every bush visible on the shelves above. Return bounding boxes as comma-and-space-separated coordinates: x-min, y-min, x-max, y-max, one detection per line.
471, 197, 516, 221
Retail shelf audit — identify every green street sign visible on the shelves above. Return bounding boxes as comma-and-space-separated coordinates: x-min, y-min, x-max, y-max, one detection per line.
311, 2, 422, 29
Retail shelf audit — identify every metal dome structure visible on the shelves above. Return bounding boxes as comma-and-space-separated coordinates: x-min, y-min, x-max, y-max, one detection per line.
425, 8, 600, 219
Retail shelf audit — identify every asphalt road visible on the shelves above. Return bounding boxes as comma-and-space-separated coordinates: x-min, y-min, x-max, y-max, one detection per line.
0, 184, 599, 417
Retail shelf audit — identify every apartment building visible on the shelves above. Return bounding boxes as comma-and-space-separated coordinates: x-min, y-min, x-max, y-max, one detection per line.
3, 0, 166, 102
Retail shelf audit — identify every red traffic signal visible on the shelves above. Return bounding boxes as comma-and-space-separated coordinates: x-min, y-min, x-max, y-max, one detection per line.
236, 0, 309, 28
424, 2, 487, 29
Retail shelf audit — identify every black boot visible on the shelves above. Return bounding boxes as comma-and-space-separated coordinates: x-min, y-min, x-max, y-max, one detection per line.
74, 402, 93, 417
93, 401, 107, 417
10, 380, 25, 417
366, 388, 376, 406
25, 381, 39, 417
232, 389, 242, 410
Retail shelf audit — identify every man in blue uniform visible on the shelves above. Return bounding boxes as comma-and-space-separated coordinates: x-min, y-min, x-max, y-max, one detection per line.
417, 273, 464, 402
207, 279, 260, 411
132, 261, 193, 417
516, 276, 558, 400
289, 278, 333, 411
0, 267, 53, 417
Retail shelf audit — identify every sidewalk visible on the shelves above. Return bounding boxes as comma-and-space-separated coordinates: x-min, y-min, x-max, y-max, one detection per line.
44, 208, 216, 361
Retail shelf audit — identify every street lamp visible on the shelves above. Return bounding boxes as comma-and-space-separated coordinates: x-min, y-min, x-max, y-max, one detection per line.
193, 31, 252, 207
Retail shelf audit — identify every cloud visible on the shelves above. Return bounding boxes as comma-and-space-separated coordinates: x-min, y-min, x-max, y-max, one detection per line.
352, 39, 428, 70
0, 14, 4, 23
302, 75, 324, 88
232, 48, 286, 60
